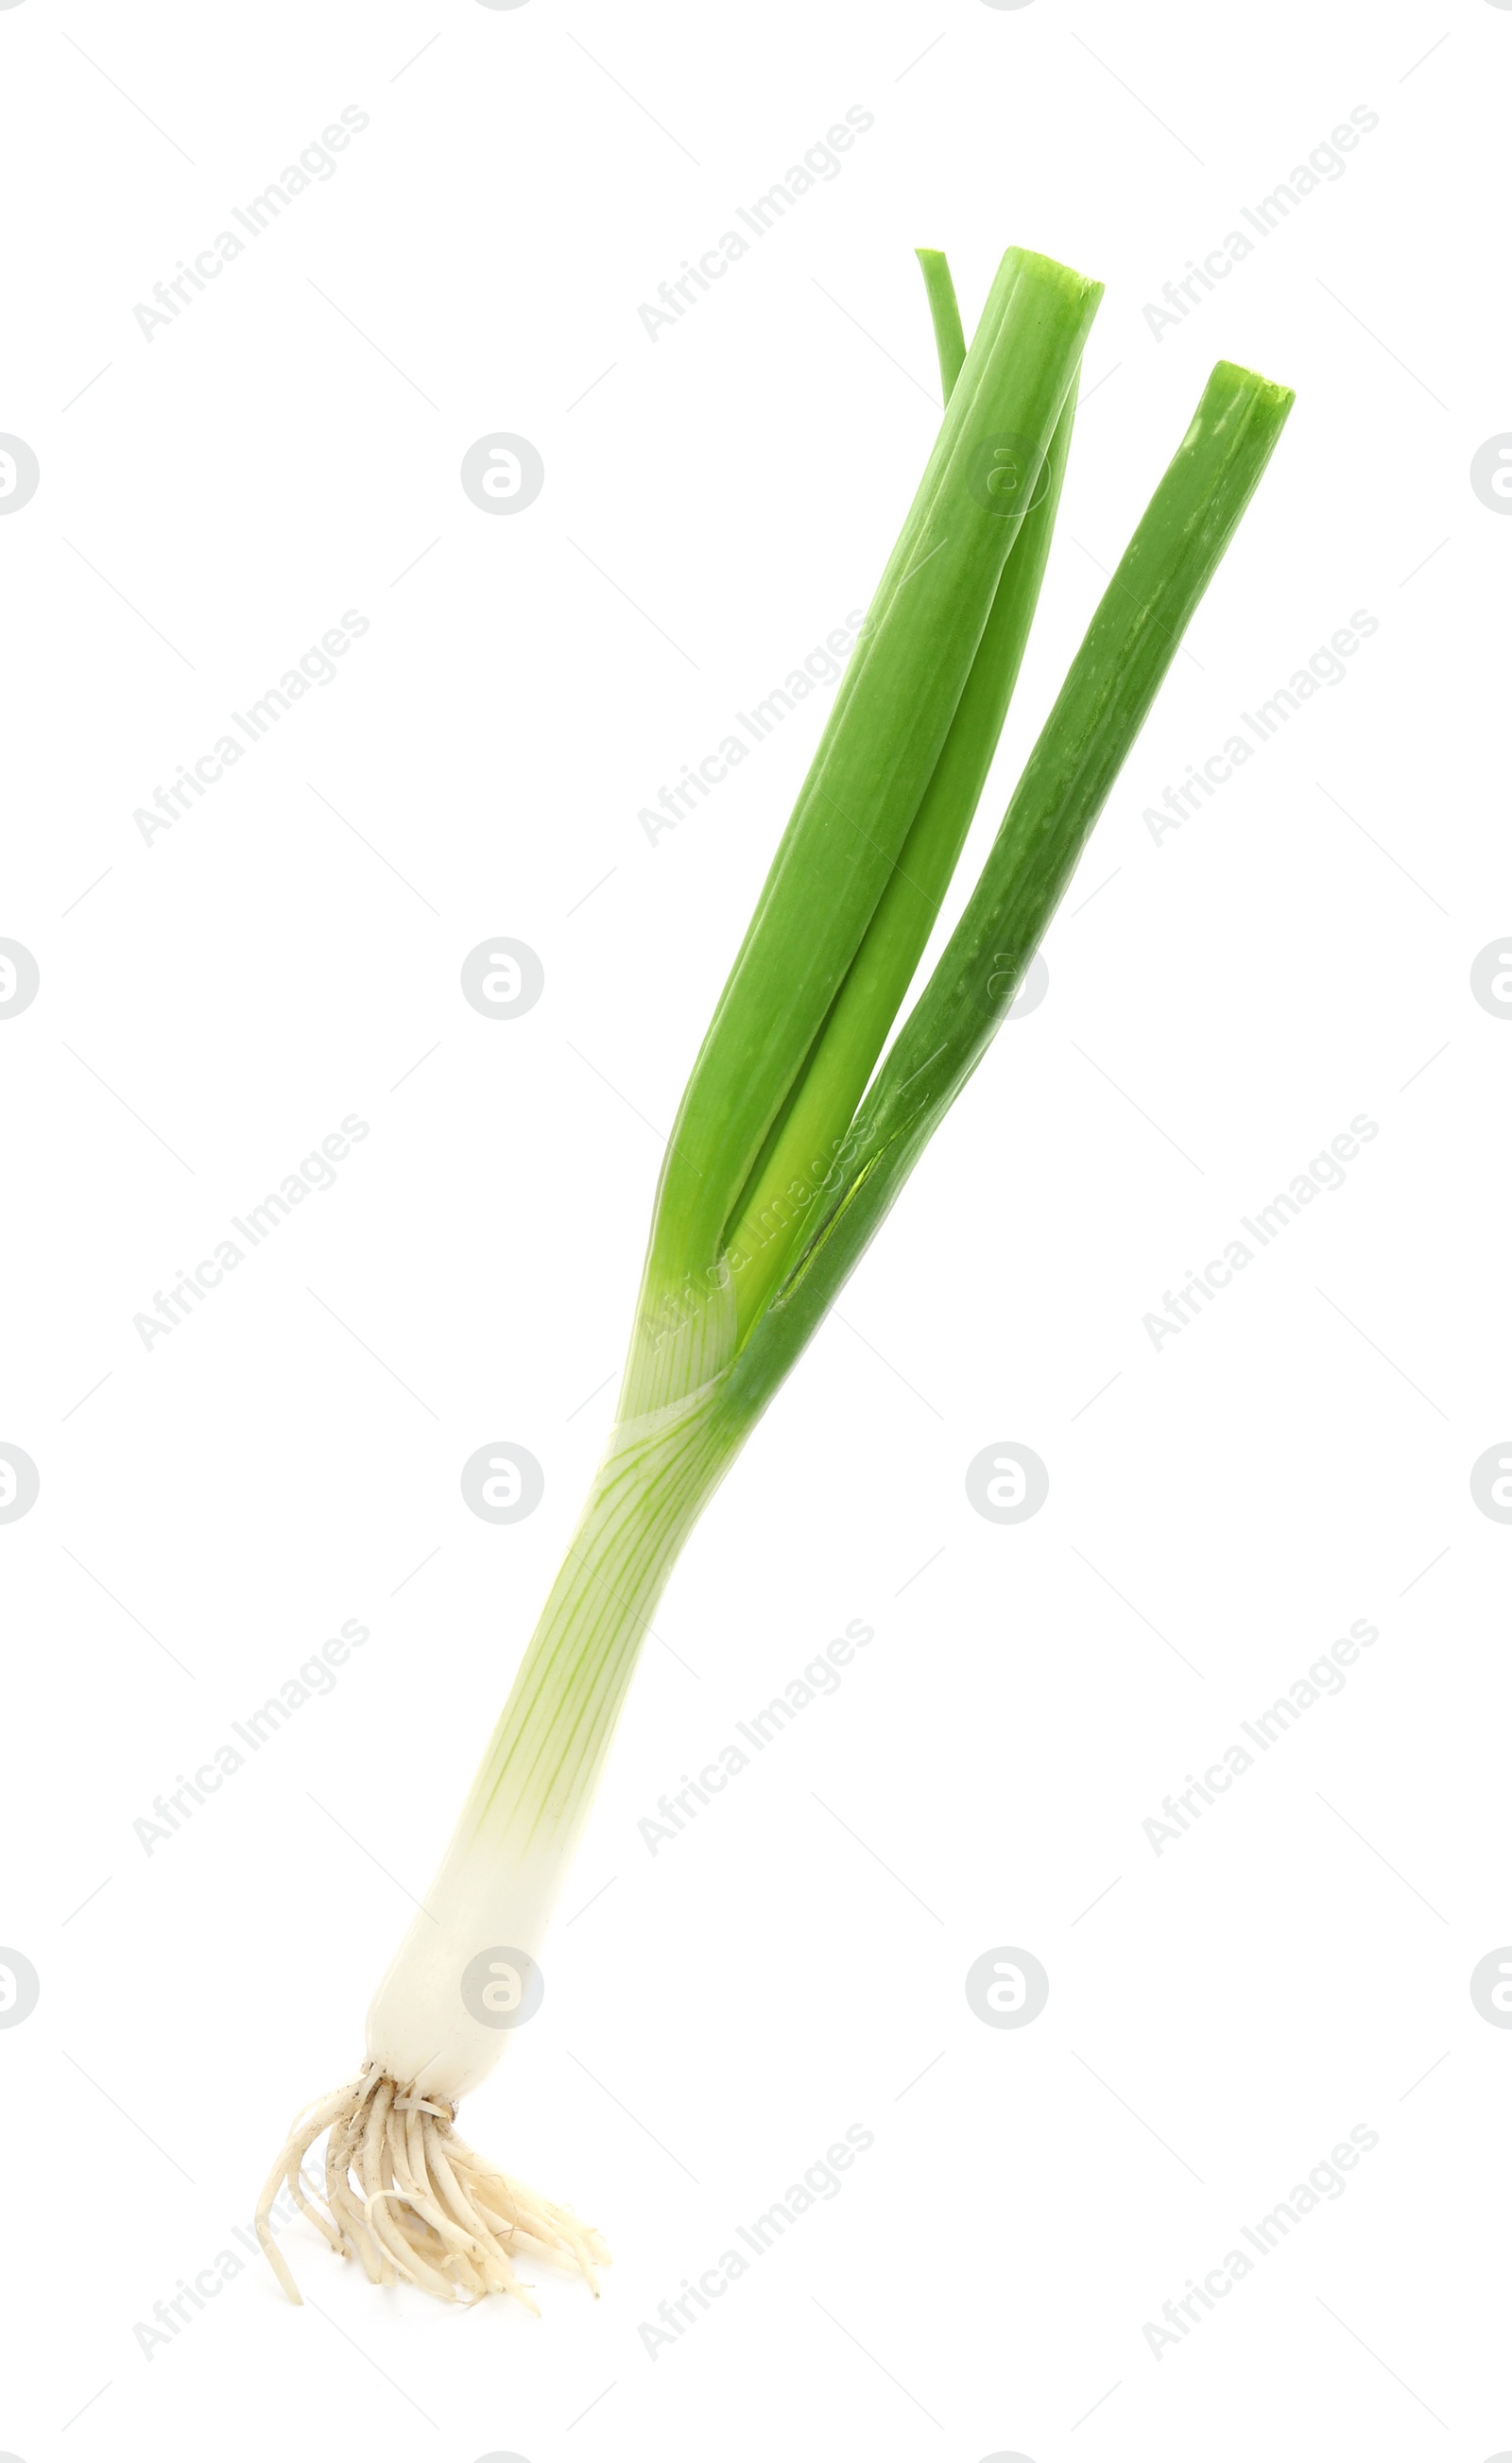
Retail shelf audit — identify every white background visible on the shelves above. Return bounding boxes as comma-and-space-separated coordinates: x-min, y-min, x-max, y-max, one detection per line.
1, 1, 1507, 2456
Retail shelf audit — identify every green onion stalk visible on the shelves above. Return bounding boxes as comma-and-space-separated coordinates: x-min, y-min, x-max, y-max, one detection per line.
258, 244, 1292, 2309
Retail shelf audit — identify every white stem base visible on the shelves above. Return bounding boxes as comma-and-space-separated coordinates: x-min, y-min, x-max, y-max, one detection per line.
256, 2066, 609, 2308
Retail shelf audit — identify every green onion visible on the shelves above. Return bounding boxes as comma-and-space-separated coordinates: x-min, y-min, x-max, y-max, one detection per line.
258, 248, 1292, 2312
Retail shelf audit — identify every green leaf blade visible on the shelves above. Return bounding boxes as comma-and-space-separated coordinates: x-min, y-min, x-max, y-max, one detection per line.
730, 359, 1295, 1413
625, 247, 1104, 1409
